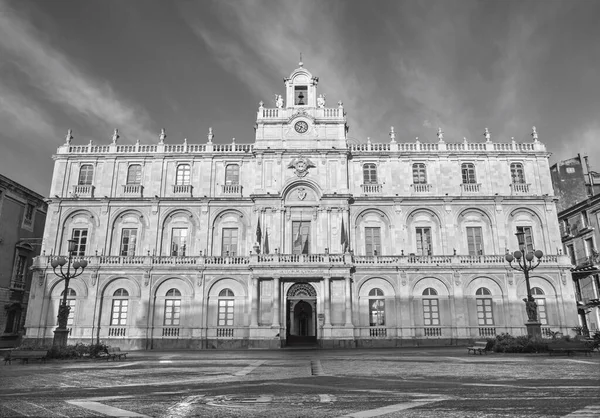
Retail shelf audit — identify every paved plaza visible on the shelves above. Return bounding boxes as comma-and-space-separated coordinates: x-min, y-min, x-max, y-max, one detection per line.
0, 347, 599, 417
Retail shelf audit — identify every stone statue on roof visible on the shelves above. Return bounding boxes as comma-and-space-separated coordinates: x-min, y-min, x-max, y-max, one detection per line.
275, 94, 284, 109
317, 94, 326, 108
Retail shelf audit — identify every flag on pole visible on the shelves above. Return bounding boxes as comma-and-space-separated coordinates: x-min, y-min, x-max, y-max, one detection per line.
341, 218, 348, 252
294, 220, 303, 246
263, 230, 270, 254
256, 218, 262, 246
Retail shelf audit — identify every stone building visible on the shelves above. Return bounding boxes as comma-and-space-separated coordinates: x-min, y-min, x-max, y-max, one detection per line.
551, 155, 600, 334
0, 174, 47, 347
26, 64, 577, 349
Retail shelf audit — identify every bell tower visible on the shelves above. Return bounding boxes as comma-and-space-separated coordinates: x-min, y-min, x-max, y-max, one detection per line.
254, 61, 348, 150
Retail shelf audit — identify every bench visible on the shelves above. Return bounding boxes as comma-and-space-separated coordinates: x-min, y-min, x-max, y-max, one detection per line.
97, 347, 128, 361
4, 350, 49, 365
467, 341, 490, 355
548, 341, 594, 356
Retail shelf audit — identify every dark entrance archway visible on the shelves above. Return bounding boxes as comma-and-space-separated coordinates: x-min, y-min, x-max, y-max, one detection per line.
286, 283, 317, 346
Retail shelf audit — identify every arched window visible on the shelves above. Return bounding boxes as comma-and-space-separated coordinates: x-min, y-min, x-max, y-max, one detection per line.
368, 288, 385, 326
531, 287, 547, 325
218, 289, 234, 326
412, 163, 427, 184
111, 288, 129, 326
78, 165, 94, 185
422, 287, 438, 296
127, 164, 142, 185
176, 164, 191, 185
461, 163, 476, 184
164, 288, 181, 326
475, 287, 493, 325
422, 288, 439, 326
60, 288, 77, 326
363, 164, 377, 184
225, 165, 240, 185
510, 163, 525, 184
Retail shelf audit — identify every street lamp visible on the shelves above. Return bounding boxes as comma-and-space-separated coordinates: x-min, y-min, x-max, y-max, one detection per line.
505, 231, 544, 338
50, 239, 87, 347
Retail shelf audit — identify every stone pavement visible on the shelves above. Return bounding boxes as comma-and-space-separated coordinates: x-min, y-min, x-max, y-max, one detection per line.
1, 346, 599, 417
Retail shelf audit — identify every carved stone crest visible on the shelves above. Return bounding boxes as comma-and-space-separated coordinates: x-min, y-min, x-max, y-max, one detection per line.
297, 187, 307, 200
288, 156, 315, 177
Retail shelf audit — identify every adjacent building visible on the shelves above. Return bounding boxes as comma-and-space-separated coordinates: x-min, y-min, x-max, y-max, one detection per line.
0, 174, 47, 347
25, 64, 577, 349
551, 155, 600, 334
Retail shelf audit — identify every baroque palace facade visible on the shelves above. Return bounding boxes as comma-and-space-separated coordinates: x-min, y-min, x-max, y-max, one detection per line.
26, 64, 577, 349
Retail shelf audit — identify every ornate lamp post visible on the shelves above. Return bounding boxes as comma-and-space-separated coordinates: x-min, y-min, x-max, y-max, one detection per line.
505, 231, 543, 338
50, 239, 87, 347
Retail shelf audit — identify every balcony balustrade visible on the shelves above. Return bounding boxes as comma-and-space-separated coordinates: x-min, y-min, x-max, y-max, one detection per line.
172, 184, 192, 195
72, 185, 94, 197
460, 183, 481, 193
222, 184, 242, 195
122, 184, 143, 196
510, 182, 531, 194
360, 183, 382, 194
411, 183, 432, 193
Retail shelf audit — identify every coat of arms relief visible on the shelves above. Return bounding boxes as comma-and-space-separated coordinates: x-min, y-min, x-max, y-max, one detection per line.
288, 156, 315, 177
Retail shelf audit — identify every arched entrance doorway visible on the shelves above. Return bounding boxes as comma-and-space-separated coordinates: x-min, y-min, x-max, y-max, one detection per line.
286, 283, 317, 346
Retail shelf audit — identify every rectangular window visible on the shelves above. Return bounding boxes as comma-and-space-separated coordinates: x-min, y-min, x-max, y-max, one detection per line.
466, 227, 484, 255
78, 165, 94, 185
111, 299, 128, 325
476, 298, 494, 325
536, 298, 547, 325
582, 211, 589, 228
510, 163, 525, 184
218, 299, 234, 326
369, 299, 385, 326
461, 163, 476, 184
413, 163, 427, 184
365, 227, 381, 256
171, 228, 188, 256
176, 164, 191, 185
292, 221, 310, 255
516, 226, 534, 254
15, 255, 27, 280
415, 227, 432, 256
585, 238, 595, 257
25, 204, 34, 221
567, 244, 576, 265
363, 164, 377, 184
164, 299, 181, 326
120, 228, 138, 256
222, 228, 239, 256
127, 165, 142, 185
423, 299, 440, 326
225, 165, 240, 185
294, 86, 308, 105
71, 229, 88, 256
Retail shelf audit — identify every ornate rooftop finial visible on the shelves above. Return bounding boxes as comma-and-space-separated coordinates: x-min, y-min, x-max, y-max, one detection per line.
463, 137, 468, 144
88, 139, 94, 146
135, 138, 140, 146
183, 138, 187, 145
207, 127, 214, 144
299, 52, 303, 67
531, 126, 539, 142
337, 100, 343, 109
484, 127, 491, 142
112, 129, 119, 144
158, 128, 166, 144
65, 129, 73, 145
367, 137, 371, 144
259, 100, 264, 109
389, 126, 396, 143
437, 127, 444, 142
232, 137, 236, 144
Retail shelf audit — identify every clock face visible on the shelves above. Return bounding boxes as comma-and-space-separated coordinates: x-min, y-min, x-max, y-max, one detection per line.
294, 121, 309, 133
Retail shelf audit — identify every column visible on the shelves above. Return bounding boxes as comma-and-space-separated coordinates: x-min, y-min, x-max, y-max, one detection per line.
272, 277, 281, 328
324, 277, 331, 327
345, 276, 353, 327
250, 277, 259, 327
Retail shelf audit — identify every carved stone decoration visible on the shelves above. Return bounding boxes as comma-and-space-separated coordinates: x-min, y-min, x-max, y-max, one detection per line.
37, 271, 45, 287
560, 270, 567, 286
143, 271, 150, 287
506, 269, 514, 286
297, 187, 307, 200
90, 270, 98, 286
197, 272, 204, 287
287, 283, 317, 298
399, 270, 408, 286
453, 270, 461, 286
288, 156, 315, 177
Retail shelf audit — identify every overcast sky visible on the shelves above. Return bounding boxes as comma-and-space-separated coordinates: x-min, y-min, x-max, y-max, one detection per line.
1, 0, 599, 195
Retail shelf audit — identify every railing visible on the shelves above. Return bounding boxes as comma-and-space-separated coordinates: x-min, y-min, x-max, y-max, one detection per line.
172, 184, 192, 194
458, 255, 506, 264
108, 327, 126, 337
407, 255, 453, 264
222, 184, 242, 194
100, 255, 146, 264
411, 183, 432, 193
369, 328, 387, 337
9, 279, 26, 290
510, 183, 530, 194
162, 327, 180, 337
478, 327, 496, 337
217, 328, 234, 338
122, 184, 143, 195
460, 183, 481, 193
205, 256, 249, 265
361, 184, 382, 194
354, 255, 398, 264
72, 185, 94, 197
424, 327, 442, 337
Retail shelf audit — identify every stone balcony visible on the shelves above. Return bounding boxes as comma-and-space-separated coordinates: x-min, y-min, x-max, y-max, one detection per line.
33, 253, 566, 271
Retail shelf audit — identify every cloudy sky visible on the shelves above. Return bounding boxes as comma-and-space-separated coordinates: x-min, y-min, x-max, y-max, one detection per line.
1, 0, 599, 195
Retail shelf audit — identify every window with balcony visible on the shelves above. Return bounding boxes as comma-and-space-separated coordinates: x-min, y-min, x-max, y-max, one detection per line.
225, 164, 240, 185
218, 289, 234, 326
412, 163, 427, 184
422, 288, 440, 326
71, 228, 88, 256
461, 163, 476, 184
120, 228, 138, 256
531, 287, 547, 325
363, 164, 377, 184
78, 165, 94, 185
365, 227, 381, 256
516, 226, 534, 254
60, 288, 77, 326
415, 227, 432, 256
292, 221, 310, 255
13, 255, 27, 287
510, 163, 525, 184
127, 165, 142, 185
164, 289, 181, 326
110, 289, 129, 326
176, 164, 191, 185
476, 287, 494, 325
171, 228, 188, 256
466, 227, 484, 255
369, 288, 385, 326
222, 228, 238, 256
